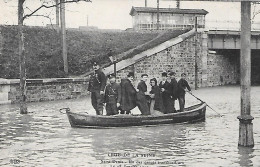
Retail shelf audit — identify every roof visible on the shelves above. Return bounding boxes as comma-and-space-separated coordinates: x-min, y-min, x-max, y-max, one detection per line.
130, 7, 208, 16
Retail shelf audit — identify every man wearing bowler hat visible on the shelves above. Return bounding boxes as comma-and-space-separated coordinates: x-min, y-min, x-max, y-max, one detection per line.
88, 61, 106, 115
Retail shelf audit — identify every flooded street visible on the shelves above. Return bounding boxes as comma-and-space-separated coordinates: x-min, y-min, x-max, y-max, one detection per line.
1, 86, 260, 167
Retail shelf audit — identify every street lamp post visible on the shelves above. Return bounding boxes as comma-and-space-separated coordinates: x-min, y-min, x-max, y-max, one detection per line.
108, 50, 117, 79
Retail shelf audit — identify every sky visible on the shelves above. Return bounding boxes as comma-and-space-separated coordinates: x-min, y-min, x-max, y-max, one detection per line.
0, 0, 260, 30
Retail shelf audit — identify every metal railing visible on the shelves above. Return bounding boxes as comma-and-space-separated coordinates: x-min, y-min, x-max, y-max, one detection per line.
206, 20, 260, 31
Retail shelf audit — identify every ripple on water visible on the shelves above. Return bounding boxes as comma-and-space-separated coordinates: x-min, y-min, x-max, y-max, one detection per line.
0, 87, 260, 166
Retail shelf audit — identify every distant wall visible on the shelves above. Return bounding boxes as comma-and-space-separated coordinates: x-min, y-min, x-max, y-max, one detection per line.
0, 78, 89, 104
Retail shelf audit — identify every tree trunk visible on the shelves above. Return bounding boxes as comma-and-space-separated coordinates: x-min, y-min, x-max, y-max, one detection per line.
18, 0, 27, 114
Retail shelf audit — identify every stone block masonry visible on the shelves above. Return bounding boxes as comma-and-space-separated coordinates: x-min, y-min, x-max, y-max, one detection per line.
0, 78, 89, 104
115, 31, 239, 89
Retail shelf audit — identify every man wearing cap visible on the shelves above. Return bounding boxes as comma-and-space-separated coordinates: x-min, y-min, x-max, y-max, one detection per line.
120, 72, 137, 114
168, 71, 178, 113
88, 61, 106, 115
177, 73, 191, 112
104, 74, 121, 116
159, 72, 174, 114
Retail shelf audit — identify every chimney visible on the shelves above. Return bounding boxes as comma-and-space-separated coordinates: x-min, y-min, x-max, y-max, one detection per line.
176, 0, 180, 8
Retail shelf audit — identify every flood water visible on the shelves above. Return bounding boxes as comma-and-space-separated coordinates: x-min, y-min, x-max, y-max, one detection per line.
0, 86, 260, 167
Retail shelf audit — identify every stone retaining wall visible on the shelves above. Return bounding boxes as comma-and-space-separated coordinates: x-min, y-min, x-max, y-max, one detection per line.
0, 78, 89, 104
116, 32, 238, 88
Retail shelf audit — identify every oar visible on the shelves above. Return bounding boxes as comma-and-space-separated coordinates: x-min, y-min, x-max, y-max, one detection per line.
186, 91, 223, 117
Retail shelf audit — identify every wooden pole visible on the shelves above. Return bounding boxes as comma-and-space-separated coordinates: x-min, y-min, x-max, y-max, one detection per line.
238, 1, 254, 147
60, 0, 68, 74
18, 0, 27, 114
56, 0, 60, 28
194, 17, 198, 90
145, 0, 147, 7
157, 0, 159, 30
114, 62, 117, 79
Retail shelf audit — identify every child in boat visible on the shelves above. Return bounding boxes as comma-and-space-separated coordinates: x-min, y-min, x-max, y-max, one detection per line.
104, 74, 121, 116
149, 78, 164, 115
177, 73, 192, 112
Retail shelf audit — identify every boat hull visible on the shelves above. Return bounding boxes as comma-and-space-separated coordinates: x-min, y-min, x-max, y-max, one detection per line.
66, 103, 206, 128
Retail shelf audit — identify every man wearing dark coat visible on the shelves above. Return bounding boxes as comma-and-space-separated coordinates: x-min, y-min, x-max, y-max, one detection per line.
149, 78, 165, 115
104, 74, 121, 116
169, 71, 178, 113
177, 73, 191, 112
120, 72, 137, 114
159, 72, 174, 114
88, 61, 106, 115
136, 74, 150, 115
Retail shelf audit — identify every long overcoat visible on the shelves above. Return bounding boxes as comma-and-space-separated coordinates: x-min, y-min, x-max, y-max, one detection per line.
120, 79, 137, 111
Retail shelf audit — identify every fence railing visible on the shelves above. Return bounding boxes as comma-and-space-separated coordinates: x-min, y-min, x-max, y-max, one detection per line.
135, 21, 260, 31
206, 20, 260, 31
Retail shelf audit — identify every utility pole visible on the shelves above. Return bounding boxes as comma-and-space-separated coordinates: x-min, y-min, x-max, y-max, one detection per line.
157, 0, 159, 30
238, 1, 254, 147
60, 0, 68, 74
87, 15, 89, 26
18, 0, 27, 114
56, 0, 60, 29
194, 17, 198, 90
145, 0, 147, 7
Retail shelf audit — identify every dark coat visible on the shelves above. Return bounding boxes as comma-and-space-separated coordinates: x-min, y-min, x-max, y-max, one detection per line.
177, 78, 191, 97
136, 80, 150, 115
104, 82, 121, 104
159, 80, 172, 98
150, 85, 165, 112
170, 78, 178, 100
159, 80, 173, 113
88, 69, 106, 92
120, 79, 137, 111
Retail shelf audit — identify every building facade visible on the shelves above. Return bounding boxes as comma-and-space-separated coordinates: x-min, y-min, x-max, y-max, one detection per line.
130, 7, 208, 31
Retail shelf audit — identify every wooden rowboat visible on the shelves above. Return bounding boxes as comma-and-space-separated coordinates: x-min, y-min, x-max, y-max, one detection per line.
65, 103, 206, 128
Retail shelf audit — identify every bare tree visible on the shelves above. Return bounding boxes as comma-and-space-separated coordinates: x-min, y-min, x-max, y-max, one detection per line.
17, 0, 91, 114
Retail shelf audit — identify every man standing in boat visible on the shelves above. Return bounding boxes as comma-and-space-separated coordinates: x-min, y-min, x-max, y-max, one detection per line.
88, 61, 106, 115
177, 73, 191, 112
136, 74, 150, 115
159, 72, 173, 114
169, 71, 178, 113
104, 74, 121, 116
120, 72, 137, 114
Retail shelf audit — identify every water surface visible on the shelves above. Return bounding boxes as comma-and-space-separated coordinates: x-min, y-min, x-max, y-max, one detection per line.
0, 86, 260, 167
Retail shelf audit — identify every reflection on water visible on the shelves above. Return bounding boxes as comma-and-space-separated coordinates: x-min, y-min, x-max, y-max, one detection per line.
0, 86, 260, 166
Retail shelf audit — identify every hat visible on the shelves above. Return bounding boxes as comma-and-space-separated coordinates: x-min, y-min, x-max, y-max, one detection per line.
168, 71, 176, 76
141, 74, 148, 78
181, 73, 187, 77
127, 72, 134, 77
108, 74, 115, 79
161, 72, 167, 77
92, 61, 99, 66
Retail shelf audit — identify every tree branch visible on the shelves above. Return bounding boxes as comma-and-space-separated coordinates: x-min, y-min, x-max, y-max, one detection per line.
23, 0, 91, 21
